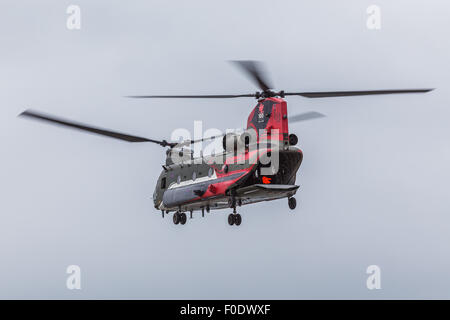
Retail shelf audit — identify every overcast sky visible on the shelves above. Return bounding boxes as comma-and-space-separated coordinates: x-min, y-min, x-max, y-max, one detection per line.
1, 0, 449, 299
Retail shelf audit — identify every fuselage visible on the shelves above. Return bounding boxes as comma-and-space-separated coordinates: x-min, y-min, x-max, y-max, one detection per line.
153, 97, 303, 213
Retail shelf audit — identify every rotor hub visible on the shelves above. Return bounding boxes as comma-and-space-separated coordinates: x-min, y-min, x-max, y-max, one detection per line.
256, 90, 285, 99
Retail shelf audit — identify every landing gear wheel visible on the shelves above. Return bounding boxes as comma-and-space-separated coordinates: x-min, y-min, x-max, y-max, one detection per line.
289, 134, 298, 146
288, 197, 297, 210
234, 214, 242, 226
228, 214, 235, 226
180, 212, 187, 225
173, 213, 180, 225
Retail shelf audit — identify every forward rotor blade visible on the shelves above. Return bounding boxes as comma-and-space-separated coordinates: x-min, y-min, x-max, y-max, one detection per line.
176, 134, 226, 148
19, 109, 175, 147
285, 88, 434, 98
230, 60, 273, 91
126, 94, 255, 99
289, 111, 326, 123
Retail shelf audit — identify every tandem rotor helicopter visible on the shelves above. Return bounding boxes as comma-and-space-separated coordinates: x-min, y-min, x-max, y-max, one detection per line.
20, 61, 433, 226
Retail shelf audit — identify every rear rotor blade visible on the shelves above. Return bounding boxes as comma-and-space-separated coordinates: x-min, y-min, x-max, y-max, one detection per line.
126, 94, 255, 99
230, 60, 273, 91
19, 109, 175, 147
289, 111, 326, 123
285, 88, 434, 98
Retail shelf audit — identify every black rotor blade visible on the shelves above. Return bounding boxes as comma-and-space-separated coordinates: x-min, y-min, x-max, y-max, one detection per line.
19, 109, 175, 147
177, 132, 234, 148
126, 94, 255, 99
230, 60, 273, 91
285, 88, 434, 98
289, 111, 326, 123
187, 134, 225, 145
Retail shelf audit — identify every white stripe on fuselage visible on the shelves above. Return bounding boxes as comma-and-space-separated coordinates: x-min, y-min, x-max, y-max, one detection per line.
167, 171, 218, 190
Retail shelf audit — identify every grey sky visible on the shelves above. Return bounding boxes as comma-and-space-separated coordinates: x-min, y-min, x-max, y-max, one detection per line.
0, 0, 449, 299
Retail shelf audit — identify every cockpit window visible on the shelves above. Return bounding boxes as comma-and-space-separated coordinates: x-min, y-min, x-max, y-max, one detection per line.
161, 177, 166, 189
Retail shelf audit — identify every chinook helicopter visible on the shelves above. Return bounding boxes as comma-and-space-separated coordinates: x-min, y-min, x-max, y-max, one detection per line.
19, 61, 433, 226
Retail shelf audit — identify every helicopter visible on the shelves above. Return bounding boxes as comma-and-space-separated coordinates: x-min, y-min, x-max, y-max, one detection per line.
19, 61, 433, 226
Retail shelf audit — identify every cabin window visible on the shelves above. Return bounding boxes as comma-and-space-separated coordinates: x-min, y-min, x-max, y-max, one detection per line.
192, 171, 197, 181
161, 177, 166, 189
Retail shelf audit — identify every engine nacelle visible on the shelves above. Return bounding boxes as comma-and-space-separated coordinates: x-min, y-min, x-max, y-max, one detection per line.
222, 129, 257, 153
165, 147, 193, 165
222, 133, 239, 152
